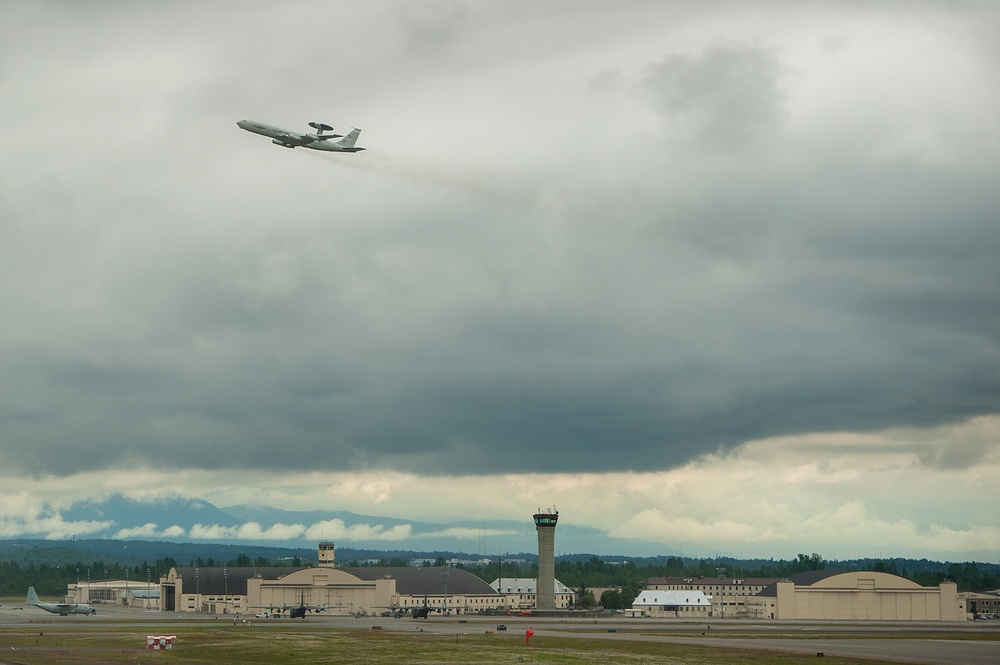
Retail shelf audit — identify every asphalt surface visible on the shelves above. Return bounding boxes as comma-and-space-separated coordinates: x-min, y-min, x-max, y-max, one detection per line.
2, 603, 998, 665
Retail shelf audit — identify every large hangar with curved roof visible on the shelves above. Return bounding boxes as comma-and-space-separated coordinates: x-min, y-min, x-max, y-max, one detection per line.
749, 571, 963, 621
160, 558, 501, 616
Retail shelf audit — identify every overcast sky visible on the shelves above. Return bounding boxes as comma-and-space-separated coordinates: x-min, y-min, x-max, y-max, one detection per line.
2, 1, 998, 562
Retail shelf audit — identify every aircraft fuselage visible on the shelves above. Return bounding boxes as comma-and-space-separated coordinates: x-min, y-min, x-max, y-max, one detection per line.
26, 586, 96, 615
32, 601, 96, 615
236, 120, 364, 152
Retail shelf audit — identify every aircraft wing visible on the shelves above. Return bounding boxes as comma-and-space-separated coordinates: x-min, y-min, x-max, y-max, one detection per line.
252, 604, 300, 610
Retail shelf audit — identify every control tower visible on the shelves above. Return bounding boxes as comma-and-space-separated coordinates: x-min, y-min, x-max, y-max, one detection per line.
318, 542, 336, 567
533, 509, 559, 610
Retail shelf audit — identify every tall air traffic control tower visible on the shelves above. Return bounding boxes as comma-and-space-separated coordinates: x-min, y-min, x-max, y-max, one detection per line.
533, 509, 559, 610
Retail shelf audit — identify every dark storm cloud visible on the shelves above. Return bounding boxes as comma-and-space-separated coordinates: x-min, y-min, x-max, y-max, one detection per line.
1, 1, 999, 480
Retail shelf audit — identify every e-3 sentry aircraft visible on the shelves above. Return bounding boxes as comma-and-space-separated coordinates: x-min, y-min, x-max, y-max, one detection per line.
26, 586, 96, 615
237, 120, 365, 152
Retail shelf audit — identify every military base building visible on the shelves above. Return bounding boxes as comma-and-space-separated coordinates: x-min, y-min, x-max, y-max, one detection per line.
65, 579, 161, 609
630, 589, 712, 617
638, 571, 967, 621
747, 571, 964, 621
488, 578, 576, 610
644, 576, 780, 618
63, 530, 980, 622
158, 559, 501, 616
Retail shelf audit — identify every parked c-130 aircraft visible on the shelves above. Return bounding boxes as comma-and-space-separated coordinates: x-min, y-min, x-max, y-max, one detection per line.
26, 586, 96, 615
237, 120, 365, 152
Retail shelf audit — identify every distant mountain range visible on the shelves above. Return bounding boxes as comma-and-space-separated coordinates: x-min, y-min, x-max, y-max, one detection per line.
52, 494, 684, 557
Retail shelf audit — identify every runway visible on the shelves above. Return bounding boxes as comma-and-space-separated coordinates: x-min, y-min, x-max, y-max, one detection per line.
2, 604, 998, 665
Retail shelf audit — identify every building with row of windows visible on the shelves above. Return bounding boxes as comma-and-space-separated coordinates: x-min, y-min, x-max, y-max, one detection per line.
958, 590, 1000, 619
488, 577, 575, 610
645, 576, 779, 618
65, 579, 161, 609
630, 589, 712, 617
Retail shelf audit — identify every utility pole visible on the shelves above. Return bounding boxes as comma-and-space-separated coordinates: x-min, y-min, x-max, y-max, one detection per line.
125, 544, 129, 608
443, 571, 450, 615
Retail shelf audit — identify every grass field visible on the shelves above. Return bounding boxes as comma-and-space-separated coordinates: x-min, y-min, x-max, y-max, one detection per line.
0, 624, 920, 665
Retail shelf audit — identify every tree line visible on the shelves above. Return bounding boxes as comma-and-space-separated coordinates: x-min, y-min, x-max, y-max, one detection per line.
0, 559, 171, 597
0, 554, 305, 597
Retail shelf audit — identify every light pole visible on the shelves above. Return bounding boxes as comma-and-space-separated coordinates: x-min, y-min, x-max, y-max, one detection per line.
196, 567, 200, 612
716, 567, 726, 618
224, 567, 228, 616
497, 554, 503, 611
442, 570, 449, 615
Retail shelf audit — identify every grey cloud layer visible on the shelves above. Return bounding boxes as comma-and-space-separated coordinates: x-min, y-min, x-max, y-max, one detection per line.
2, 1, 998, 477
642, 45, 787, 148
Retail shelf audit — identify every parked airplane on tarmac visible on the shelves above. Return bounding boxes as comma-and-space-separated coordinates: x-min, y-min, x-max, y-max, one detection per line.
26, 587, 96, 615
251, 590, 343, 619
237, 120, 365, 152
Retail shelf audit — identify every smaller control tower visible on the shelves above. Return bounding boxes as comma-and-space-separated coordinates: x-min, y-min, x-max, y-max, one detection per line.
318, 542, 336, 568
533, 509, 559, 610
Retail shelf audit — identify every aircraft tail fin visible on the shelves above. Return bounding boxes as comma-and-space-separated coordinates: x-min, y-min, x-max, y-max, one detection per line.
335, 128, 364, 151
27, 587, 40, 606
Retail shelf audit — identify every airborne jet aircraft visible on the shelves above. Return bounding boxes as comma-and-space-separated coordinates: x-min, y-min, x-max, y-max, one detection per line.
237, 120, 365, 152
26, 587, 96, 615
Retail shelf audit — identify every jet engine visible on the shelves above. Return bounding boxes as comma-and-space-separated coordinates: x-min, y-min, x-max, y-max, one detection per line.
272, 139, 295, 148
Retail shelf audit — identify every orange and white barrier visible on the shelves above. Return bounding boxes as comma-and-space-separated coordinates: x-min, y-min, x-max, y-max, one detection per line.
146, 635, 176, 650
